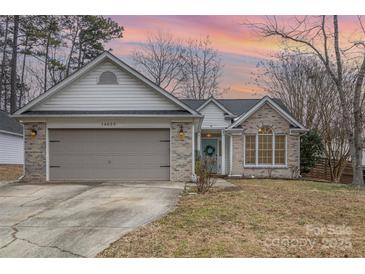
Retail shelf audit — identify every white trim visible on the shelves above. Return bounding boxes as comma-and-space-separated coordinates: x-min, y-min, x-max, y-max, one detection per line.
192, 123, 195, 179
0, 129, 23, 137
221, 129, 225, 175
13, 114, 202, 119
46, 126, 49, 181
229, 134, 233, 176
14, 51, 200, 117
47, 122, 172, 129
197, 132, 201, 153
229, 96, 306, 130
169, 125, 172, 181
197, 97, 235, 117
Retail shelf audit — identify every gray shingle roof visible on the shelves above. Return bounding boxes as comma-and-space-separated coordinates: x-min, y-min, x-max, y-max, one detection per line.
0, 110, 23, 135
181, 98, 291, 116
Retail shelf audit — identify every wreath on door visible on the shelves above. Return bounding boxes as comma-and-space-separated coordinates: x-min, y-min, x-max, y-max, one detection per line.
204, 145, 216, 157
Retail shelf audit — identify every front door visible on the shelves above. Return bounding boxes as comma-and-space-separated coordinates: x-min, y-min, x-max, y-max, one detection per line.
201, 138, 218, 173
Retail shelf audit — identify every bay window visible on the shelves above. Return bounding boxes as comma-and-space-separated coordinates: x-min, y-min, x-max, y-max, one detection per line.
244, 126, 287, 166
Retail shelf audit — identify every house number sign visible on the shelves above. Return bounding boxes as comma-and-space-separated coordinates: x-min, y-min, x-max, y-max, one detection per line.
101, 121, 117, 127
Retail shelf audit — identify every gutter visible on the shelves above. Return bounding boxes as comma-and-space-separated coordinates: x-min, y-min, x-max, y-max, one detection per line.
0, 129, 23, 137
11, 114, 204, 119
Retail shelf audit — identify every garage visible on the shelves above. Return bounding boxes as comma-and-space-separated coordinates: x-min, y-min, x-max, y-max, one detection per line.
49, 129, 170, 181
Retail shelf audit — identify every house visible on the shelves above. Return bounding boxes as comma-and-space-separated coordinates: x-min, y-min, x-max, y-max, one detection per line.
13, 51, 307, 182
0, 110, 24, 166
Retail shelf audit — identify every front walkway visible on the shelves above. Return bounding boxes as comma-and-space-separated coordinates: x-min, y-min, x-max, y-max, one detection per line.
0, 181, 184, 257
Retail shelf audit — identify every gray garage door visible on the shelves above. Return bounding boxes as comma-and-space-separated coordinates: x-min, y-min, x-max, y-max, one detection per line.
49, 129, 170, 181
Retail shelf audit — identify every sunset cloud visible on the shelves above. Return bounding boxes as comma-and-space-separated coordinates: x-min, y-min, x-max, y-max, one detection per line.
106, 15, 361, 98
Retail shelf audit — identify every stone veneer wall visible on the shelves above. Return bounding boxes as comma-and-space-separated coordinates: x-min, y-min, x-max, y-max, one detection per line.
230, 103, 300, 179
170, 122, 193, 182
23, 122, 46, 182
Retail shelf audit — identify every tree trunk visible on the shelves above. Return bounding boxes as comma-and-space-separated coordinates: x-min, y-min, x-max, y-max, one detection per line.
333, 15, 363, 185
18, 32, 28, 108
351, 54, 365, 185
10, 15, 19, 114
0, 15, 9, 110
43, 32, 50, 93
65, 23, 79, 77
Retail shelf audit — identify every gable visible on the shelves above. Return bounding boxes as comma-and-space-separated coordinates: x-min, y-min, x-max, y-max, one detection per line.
200, 101, 231, 128
31, 61, 183, 111
239, 102, 291, 133
228, 96, 306, 131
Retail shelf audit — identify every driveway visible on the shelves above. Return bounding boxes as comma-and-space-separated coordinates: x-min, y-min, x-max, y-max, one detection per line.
0, 181, 184, 257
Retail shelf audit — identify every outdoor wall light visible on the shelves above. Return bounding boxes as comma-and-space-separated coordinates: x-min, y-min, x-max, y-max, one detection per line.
179, 125, 185, 140
207, 133, 212, 138
31, 128, 37, 138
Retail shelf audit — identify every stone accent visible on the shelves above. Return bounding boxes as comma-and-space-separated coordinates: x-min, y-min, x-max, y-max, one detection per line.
23, 122, 46, 182
230, 103, 301, 179
170, 122, 193, 182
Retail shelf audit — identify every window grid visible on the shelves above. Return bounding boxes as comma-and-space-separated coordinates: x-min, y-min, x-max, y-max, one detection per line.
258, 134, 273, 165
245, 135, 256, 164
275, 135, 286, 165
244, 127, 287, 167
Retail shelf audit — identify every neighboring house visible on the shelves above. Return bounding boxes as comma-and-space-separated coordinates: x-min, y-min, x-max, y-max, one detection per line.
0, 110, 24, 165
13, 51, 307, 182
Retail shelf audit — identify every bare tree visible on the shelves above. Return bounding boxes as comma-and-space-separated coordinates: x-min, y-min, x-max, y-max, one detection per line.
181, 36, 224, 99
132, 31, 185, 94
257, 51, 352, 182
132, 33, 226, 99
246, 16, 365, 185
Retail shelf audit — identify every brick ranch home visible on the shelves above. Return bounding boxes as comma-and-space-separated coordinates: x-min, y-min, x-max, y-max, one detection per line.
13, 51, 307, 182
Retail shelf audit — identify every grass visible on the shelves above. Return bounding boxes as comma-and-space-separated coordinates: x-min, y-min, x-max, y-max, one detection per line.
98, 179, 365, 258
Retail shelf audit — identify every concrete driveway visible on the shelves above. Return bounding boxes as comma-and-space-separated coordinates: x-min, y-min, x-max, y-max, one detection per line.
0, 181, 184, 257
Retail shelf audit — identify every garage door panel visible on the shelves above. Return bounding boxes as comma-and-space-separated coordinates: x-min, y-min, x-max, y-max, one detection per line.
49, 129, 170, 181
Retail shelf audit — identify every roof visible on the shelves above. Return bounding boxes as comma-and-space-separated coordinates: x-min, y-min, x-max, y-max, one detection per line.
227, 96, 307, 131
13, 51, 201, 118
23, 110, 191, 115
0, 110, 23, 135
181, 98, 291, 116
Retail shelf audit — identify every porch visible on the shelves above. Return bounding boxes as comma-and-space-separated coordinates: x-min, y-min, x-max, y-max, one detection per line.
195, 129, 231, 175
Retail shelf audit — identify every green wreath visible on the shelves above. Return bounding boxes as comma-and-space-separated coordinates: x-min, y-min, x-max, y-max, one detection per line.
204, 145, 216, 156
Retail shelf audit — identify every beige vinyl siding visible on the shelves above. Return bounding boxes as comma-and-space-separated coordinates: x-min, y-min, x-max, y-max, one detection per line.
0, 132, 24, 164
33, 61, 182, 111
200, 102, 231, 129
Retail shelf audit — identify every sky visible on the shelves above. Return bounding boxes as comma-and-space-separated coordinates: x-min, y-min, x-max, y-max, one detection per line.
106, 16, 361, 99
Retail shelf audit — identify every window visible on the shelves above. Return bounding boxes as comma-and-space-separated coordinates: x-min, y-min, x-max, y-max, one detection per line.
244, 127, 286, 167
258, 127, 273, 165
275, 135, 286, 165
245, 135, 256, 164
98, 71, 118, 85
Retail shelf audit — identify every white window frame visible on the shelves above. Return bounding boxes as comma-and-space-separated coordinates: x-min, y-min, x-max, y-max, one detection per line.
243, 130, 287, 168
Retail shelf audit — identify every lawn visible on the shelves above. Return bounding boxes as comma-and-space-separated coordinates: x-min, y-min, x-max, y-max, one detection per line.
98, 179, 365, 258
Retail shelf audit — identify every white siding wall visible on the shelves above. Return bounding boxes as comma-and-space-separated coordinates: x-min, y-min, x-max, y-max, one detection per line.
33, 61, 182, 111
0, 132, 24, 164
225, 134, 230, 174
200, 102, 231, 129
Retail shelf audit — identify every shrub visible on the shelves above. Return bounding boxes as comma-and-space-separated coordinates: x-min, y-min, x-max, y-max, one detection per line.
300, 130, 324, 174
195, 158, 216, 194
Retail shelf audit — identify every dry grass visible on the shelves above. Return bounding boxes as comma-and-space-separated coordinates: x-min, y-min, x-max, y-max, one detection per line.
0, 165, 23, 181
98, 179, 365, 258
